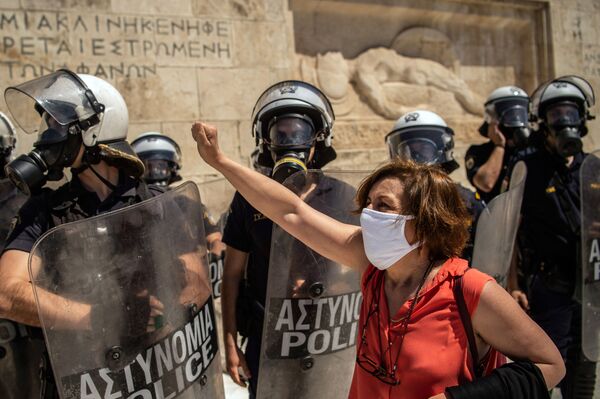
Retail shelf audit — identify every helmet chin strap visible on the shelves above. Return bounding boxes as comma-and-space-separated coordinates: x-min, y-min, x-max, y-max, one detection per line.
71, 146, 118, 192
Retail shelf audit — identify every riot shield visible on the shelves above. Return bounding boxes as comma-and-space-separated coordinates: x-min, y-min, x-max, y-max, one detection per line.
257, 170, 367, 399
29, 182, 225, 399
581, 150, 600, 361
196, 178, 236, 297
471, 161, 527, 286
0, 178, 26, 247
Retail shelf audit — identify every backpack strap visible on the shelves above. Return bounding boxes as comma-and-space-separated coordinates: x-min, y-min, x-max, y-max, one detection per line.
453, 274, 484, 379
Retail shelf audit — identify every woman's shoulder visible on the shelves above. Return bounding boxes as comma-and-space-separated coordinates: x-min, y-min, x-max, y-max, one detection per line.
444, 258, 495, 315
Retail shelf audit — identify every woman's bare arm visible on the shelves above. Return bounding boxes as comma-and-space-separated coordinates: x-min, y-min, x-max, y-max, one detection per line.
473, 281, 566, 388
191, 122, 369, 273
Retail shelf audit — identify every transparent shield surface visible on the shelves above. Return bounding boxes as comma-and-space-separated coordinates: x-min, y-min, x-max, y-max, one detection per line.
471, 161, 527, 286
257, 170, 368, 399
29, 182, 224, 399
581, 151, 600, 361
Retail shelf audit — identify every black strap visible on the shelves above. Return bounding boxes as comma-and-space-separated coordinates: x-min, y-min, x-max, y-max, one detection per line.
453, 274, 484, 379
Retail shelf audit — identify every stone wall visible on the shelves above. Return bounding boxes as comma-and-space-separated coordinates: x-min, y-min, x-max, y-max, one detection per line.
0, 0, 295, 185
0, 0, 598, 188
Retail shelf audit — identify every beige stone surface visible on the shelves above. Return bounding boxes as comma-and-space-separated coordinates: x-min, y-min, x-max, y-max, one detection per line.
111, 0, 193, 16
0, 0, 598, 185
196, 67, 289, 120
548, 0, 600, 151
115, 67, 200, 123
0, 0, 20, 8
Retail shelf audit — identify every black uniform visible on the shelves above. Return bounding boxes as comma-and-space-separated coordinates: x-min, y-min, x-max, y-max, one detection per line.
465, 141, 514, 204
0, 180, 40, 399
1, 173, 162, 399
509, 144, 595, 397
456, 183, 485, 263
222, 174, 357, 398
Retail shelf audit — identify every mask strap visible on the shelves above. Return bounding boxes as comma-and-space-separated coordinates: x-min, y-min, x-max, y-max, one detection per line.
88, 164, 118, 192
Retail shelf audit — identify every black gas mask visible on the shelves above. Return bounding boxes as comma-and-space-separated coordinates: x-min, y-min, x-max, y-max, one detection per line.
5, 113, 82, 195
141, 158, 180, 187
264, 114, 316, 183
497, 105, 530, 148
544, 102, 584, 158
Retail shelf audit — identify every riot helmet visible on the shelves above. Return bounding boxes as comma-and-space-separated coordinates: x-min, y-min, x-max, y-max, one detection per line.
131, 132, 182, 187
0, 112, 16, 179
250, 147, 272, 176
530, 75, 595, 158
480, 86, 531, 148
4, 69, 142, 195
251, 80, 336, 183
386, 110, 459, 173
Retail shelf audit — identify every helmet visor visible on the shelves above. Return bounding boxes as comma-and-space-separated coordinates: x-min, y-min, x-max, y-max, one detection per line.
4, 70, 97, 134
142, 159, 172, 182
34, 112, 71, 146
396, 138, 442, 164
266, 117, 316, 148
499, 105, 528, 128
531, 75, 595, 117
546, 103, 582, 127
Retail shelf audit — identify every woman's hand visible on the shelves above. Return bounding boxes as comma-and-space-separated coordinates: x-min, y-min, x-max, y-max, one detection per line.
428, 393, 447, 399
191, 122, 225, 167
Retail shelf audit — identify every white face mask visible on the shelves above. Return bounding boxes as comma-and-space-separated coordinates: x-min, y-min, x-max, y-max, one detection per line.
360, 208, 421, 270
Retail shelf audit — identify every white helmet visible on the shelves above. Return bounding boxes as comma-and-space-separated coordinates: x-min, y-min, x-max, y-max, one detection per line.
251, 80, 337, 169
530, 75, 595, 137
0, 111, 16, 155
131, 132, 182, 185
386, 110, 458, 173
479, 86, 530, 147
4, 70, 143, 194
252, 80, 335, 142
4, 69, 128, 146
483, 86, 529, 125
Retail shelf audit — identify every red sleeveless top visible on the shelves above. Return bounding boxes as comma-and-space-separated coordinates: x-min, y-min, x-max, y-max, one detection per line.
348, 258, 506, 398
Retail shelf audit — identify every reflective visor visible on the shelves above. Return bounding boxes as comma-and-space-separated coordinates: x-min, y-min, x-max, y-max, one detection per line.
546, 103, 582, 126
266, 117, 315, 147
396, 138, 441, 164
499, 105, 528, 128
143, 159, 171, 181
4, 70, 96, 134
34, 112, 70, 146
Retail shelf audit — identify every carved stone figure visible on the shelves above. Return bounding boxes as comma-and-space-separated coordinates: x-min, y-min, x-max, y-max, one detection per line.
298, 45, 484, 120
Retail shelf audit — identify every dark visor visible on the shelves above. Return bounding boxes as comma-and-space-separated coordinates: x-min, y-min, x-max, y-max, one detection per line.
266, 117, 316, 147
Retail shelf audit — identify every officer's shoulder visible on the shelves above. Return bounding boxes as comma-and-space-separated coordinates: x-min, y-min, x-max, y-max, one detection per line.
455, 183, 480, 201
511, 145, 541, 164
466, 141, 493, 156
144, 182, 166, 197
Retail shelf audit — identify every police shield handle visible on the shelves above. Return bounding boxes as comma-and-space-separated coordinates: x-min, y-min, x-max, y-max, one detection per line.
191, 122, 223, 167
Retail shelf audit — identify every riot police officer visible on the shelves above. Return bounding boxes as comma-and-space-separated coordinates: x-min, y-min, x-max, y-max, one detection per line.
0, 112, 25, 245
0, 111, 43, 399
508, 75, 596, 398
386, 110, 484, 262
131, 132, 224, 255
0, 70, 161, 398
465, 86, 530, 203
221, 80, 347, 398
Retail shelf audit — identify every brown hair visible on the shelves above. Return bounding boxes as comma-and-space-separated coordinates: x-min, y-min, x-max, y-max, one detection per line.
355, 159, 471, 261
